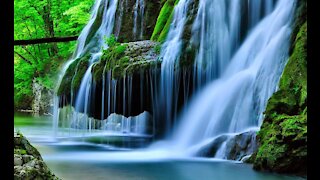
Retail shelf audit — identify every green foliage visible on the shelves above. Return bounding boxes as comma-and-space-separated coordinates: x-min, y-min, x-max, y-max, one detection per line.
105, 34, 119, 47
14, 0, 94, 109
62, 1, 93, 34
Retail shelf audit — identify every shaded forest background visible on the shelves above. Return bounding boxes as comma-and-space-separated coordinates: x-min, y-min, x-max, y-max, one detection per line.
14, 0, 94, 110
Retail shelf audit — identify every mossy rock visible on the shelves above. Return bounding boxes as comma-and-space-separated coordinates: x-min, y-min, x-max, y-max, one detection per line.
151, 0, 180, 42
92, 60, 106, 82
14, 149, 27, 155
93, 41, 160, 80
57, 54, 90, 96
71, 56, 90, 92
125, 60, 162, 76
279, 22, 307, 106
253, 112, 307, 175
14, 132, 60, 180
251, 2, 307, 176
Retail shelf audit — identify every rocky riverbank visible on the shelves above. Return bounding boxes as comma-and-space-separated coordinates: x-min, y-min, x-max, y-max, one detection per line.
14, 132, 59, 180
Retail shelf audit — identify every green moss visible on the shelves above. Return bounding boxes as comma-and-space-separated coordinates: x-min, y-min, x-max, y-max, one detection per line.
57, 54, 91, 96
71, 56, 90, 92
14, 148, 27, 155
111, 56, 130, 79
102, 44, 127, 61
105, 34, 118, 47
280, 114, 307, 141
151, 0, 179, 42
57, 58, 80, 96
178, 0, 199, 67
125, 60, 161, 76
92, 61, 106, 82
252, 14, 307, 176
98, 43, 130, 79
254, 113, 307, 173
154, 44, 162, 54
96, 41, 161, 79
279, 22, 307, 106
157, 9, 175, 42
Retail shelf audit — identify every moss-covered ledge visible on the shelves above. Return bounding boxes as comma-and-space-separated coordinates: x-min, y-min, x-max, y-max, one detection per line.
14, 131, 60, 180
249, 1, 307, 176
57, 54, 90, 96
93, 40, 161, 81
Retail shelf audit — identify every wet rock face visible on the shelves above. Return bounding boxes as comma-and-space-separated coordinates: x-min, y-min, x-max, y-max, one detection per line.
196, 131, 258, 161
32, 79, 43, 116
14, 132, 60, 180
124, 40, 159, 62
224, 131, 258, 161
114, 0, 161, 42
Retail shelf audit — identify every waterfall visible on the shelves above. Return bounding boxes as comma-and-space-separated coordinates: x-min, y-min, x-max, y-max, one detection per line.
74, 0, 119, 58
53, 0, 119, 136
155, 0, 277, 136
192, 0, 276, 87
133, 0, 145, 40
157, 0, 193, 136
192, 0, 241, 86
168, 0, 296, 158
52, 0, 297, 159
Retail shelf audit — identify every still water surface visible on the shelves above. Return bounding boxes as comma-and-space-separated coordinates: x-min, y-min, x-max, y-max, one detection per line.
14, 113, 304, 180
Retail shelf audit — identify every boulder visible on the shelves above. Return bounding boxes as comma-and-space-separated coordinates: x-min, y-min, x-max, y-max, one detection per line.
14, 132, 60, 180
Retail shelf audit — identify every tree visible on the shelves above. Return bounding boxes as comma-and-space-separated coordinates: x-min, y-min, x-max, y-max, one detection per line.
14, 0, 94, 109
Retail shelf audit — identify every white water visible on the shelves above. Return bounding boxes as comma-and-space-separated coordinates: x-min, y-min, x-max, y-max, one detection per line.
133, 0, 145, 40
158, 0, 193, 134
52, 0, 297, 161
53, 0, 120, 136
168, 0, 296, 157
192, 0, 242, 85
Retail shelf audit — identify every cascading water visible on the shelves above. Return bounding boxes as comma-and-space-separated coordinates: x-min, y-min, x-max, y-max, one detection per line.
53, 0, 152, 138
155, 0, 274, 136
53, 0, 119, 133
192, 0, 277, 87
157, 0, 193, 136
52, 0, 297, 161
166, 0, 296, 158
133, 0, 145, 40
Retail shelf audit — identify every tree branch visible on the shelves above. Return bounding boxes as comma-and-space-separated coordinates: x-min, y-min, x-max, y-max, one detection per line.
20, 46, 38, 62
14, 36, 78, 46
14, 51, 33, 65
